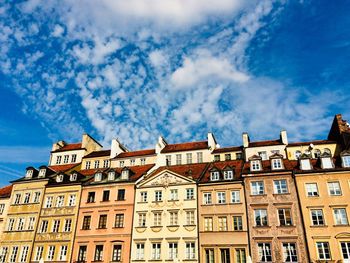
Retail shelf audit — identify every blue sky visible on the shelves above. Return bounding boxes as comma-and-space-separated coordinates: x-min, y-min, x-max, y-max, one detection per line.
0, 0, 349, 185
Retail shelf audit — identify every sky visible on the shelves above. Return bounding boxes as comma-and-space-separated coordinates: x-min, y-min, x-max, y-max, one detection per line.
0, 0, 350, 185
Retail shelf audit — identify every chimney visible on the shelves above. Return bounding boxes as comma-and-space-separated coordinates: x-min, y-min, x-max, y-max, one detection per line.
280, 130, 288, 145
110, 139, 127, 158
207, 132, 217, 150
242, 133, 249, 148
51, 140, 66, 151
156, 136, 167, 154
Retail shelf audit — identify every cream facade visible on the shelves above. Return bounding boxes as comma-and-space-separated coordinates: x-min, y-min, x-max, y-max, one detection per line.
0, 185, 12, 239
286, 140, 338, 160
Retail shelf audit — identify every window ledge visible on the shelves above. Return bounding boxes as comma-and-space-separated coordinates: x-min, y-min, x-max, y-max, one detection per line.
310, 225, 328, 228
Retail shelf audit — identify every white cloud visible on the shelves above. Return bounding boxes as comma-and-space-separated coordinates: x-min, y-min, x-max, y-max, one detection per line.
52, 24, 64, 37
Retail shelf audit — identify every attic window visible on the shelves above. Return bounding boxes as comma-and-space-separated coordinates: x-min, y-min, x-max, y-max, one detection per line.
342, 155, 350, 168
250, 160, 261, 171
121, 169, 129, 180
38, 169, 46, 178
271, 159, 283, 170
314, 149, 321, 158
258, 151, 267, 160
295, 151, 301, 159
94, 173, 102, 182
223, 170, 233, 180
300, 159, 312, 170
324, 148, 331, 155
320, 157, 334, 169
210, 171, 220, 181
70, 173, 77, 181
56, 174, 64, 183
25, 169, 33, 178
108, 171, 115, 181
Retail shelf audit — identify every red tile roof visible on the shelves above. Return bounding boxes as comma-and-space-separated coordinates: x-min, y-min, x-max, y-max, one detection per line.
83, 150, 111, 158
200, 160, 243, 183
287, 140, 336, 147
248, 139, 283, 147
212, 146, 242, 154
52, 143, 83, 152
149, 163, 209, 180
48, 163, 81, 173
78, 168, 108, 177
116, 149, 156, 158
161, 141, 208, 153
0, 184, 12, 198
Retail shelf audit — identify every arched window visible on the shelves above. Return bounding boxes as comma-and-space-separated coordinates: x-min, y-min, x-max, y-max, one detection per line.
313, 149, 321, 158
294, 151, 302, 159
324, 148, 331, 155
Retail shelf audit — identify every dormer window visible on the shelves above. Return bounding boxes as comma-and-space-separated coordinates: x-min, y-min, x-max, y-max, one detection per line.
314, 149, 321, 158
38, 169, 46, 178
94, 173, 102, 182
56, 174, 64, 183
271, 159, 283, 170
223, 170, 233, 180
210, 171, 220, 181
25, 169, 33, 178
70, 173, 77, 181
341, 151, 350, 168
295, 151, 301, 159
324, 148, 331, 155
250, 160, 261, 171
121, 169, 129, 180
320, 153, 334, 169
108, 171, 115, 181
300, 159, 312, 170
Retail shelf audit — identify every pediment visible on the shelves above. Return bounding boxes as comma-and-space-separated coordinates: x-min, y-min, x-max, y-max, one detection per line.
138, 170, 194, 188
335, 232, 350, 239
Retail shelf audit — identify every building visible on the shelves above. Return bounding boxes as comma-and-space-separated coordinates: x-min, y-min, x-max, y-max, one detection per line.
0, 185, 13, 238
211, 146, 243, 162
72, 164, 154, 263
130, 163, 208, 263
198, 160, 249, 263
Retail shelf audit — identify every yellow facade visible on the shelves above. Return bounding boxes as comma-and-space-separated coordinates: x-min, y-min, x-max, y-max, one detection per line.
287, 142, 338, 160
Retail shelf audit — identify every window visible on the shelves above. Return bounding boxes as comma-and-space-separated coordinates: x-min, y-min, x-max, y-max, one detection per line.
82, 216, 91, 230
258, 151, 267, 160
186, 242, 195, 259
305, 183, 319, 197
186, 211, 195, 225
121, 169, 129, 180
45, 196, 53, 208
109, 244, 121, 262
168, 243, 178, 260
250, 160, 261, 171
313, 149, 321, 158
311, 209, 325, 226
78, 246, 87, 262
130, 159, 135, 166
71, 154, 77, 163
94, 160, 100, 169
236, 249, 246, 263
0, 247, 7, 263
176, 154, 182, 165
9, 246, 18, 263
153, 212, 162, 226
204, 217, 213, 231
271, 158, 283, 169
56, 195, 64, 207
274, 180, 288, 194
98, 215, 107, 229
342, 155, 350, 168
7, 218, 15, 231
102, 190, 110, 201
166, 155, 171, 166
155, 190, 162, 202
17, 218, 25, 231
108, 171, 115, 181
56, 156, 62, 164
58, 245, 68, 261
220, 248, 230, 263
197, 152, 203, 163
38, 168, 46, 177
23, 193, 30, 204
94, 245, 103, 261
317, 242, 331, 260
16, 247, 25, 263
205, 249, 214, 263
170, 189, 178, 200
300, 159, 312, 170
236, 152, 242, 160
64, 219, 72, 232
140, 158, 146, 165
68, 194, 76, 206
224, 170, 234, 180
140, 191, 147, 202
283, 243, 297, 262
278, 208, 292, 226
119, 161, 124, 167
103, 159, 109, 168
70, 173, 77, 181
0, 204, 4, 215
321, 157, 334, 169
85, 161, 91, 169
217, 192, 226, 204
255, 209, 268, 226
63, 155, 69, 163
39, 220, 48, 233
203, 193, 212, 204
210, 171, 220, 181
152, 243, 161, 260
35, 246, 43, 261
341, 242, 350, 261
251, 181, 264, 195
231, 191, 240, 203
233, 216, 243, 231
56, 174, 64, 183
33, 192, 41, 203
328, 181, 342, 196
87, 192, 95, 203
77, 246, 87, 262
324, 148, 331, 155
258, 243, 272, 262
28, 217, 35, 230
186, 153, 192, 164
117, 189, 125, 200
135, 243, 144, 260
138, 213, 146, 227
94, 172, 102, 182
14, 193, 21, 205
52, 219, 60, 232
115, 214, 124, 228
218, 216, 228, 231
186, 188, 194, 200
294, 151, 301, 159
225, 153, 231, 161
47, 246, 55, 261
169, 211, 178, 225
334, 208, 348, 225
214, 155, 220, 162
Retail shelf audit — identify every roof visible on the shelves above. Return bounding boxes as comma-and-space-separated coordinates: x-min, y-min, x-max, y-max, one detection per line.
116, 149, 156, 158
148, 163, 209, 180
48, 163, 80, 173
161, 141, 208, 153
212, 146, 242, 154
287, 140, 336, 147
200, 160, 243, 183
0, 184, 13, 198
51, 143, 83, 153
248, 139, 283, 147
83, 150, 111, 159
78, 168, 109, 177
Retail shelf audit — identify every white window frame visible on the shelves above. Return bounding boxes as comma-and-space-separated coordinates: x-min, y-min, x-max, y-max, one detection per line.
231, 190, 240, 203
328, 181, 342, 196
251, 181, 264, 195
274, 179, 288, 194
203, 192, 212, 205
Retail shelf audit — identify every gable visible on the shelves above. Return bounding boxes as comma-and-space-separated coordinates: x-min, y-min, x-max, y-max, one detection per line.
138, 170, 195, 188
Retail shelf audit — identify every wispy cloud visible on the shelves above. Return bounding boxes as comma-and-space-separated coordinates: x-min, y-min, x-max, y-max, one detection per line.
0, 146, 49, 164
